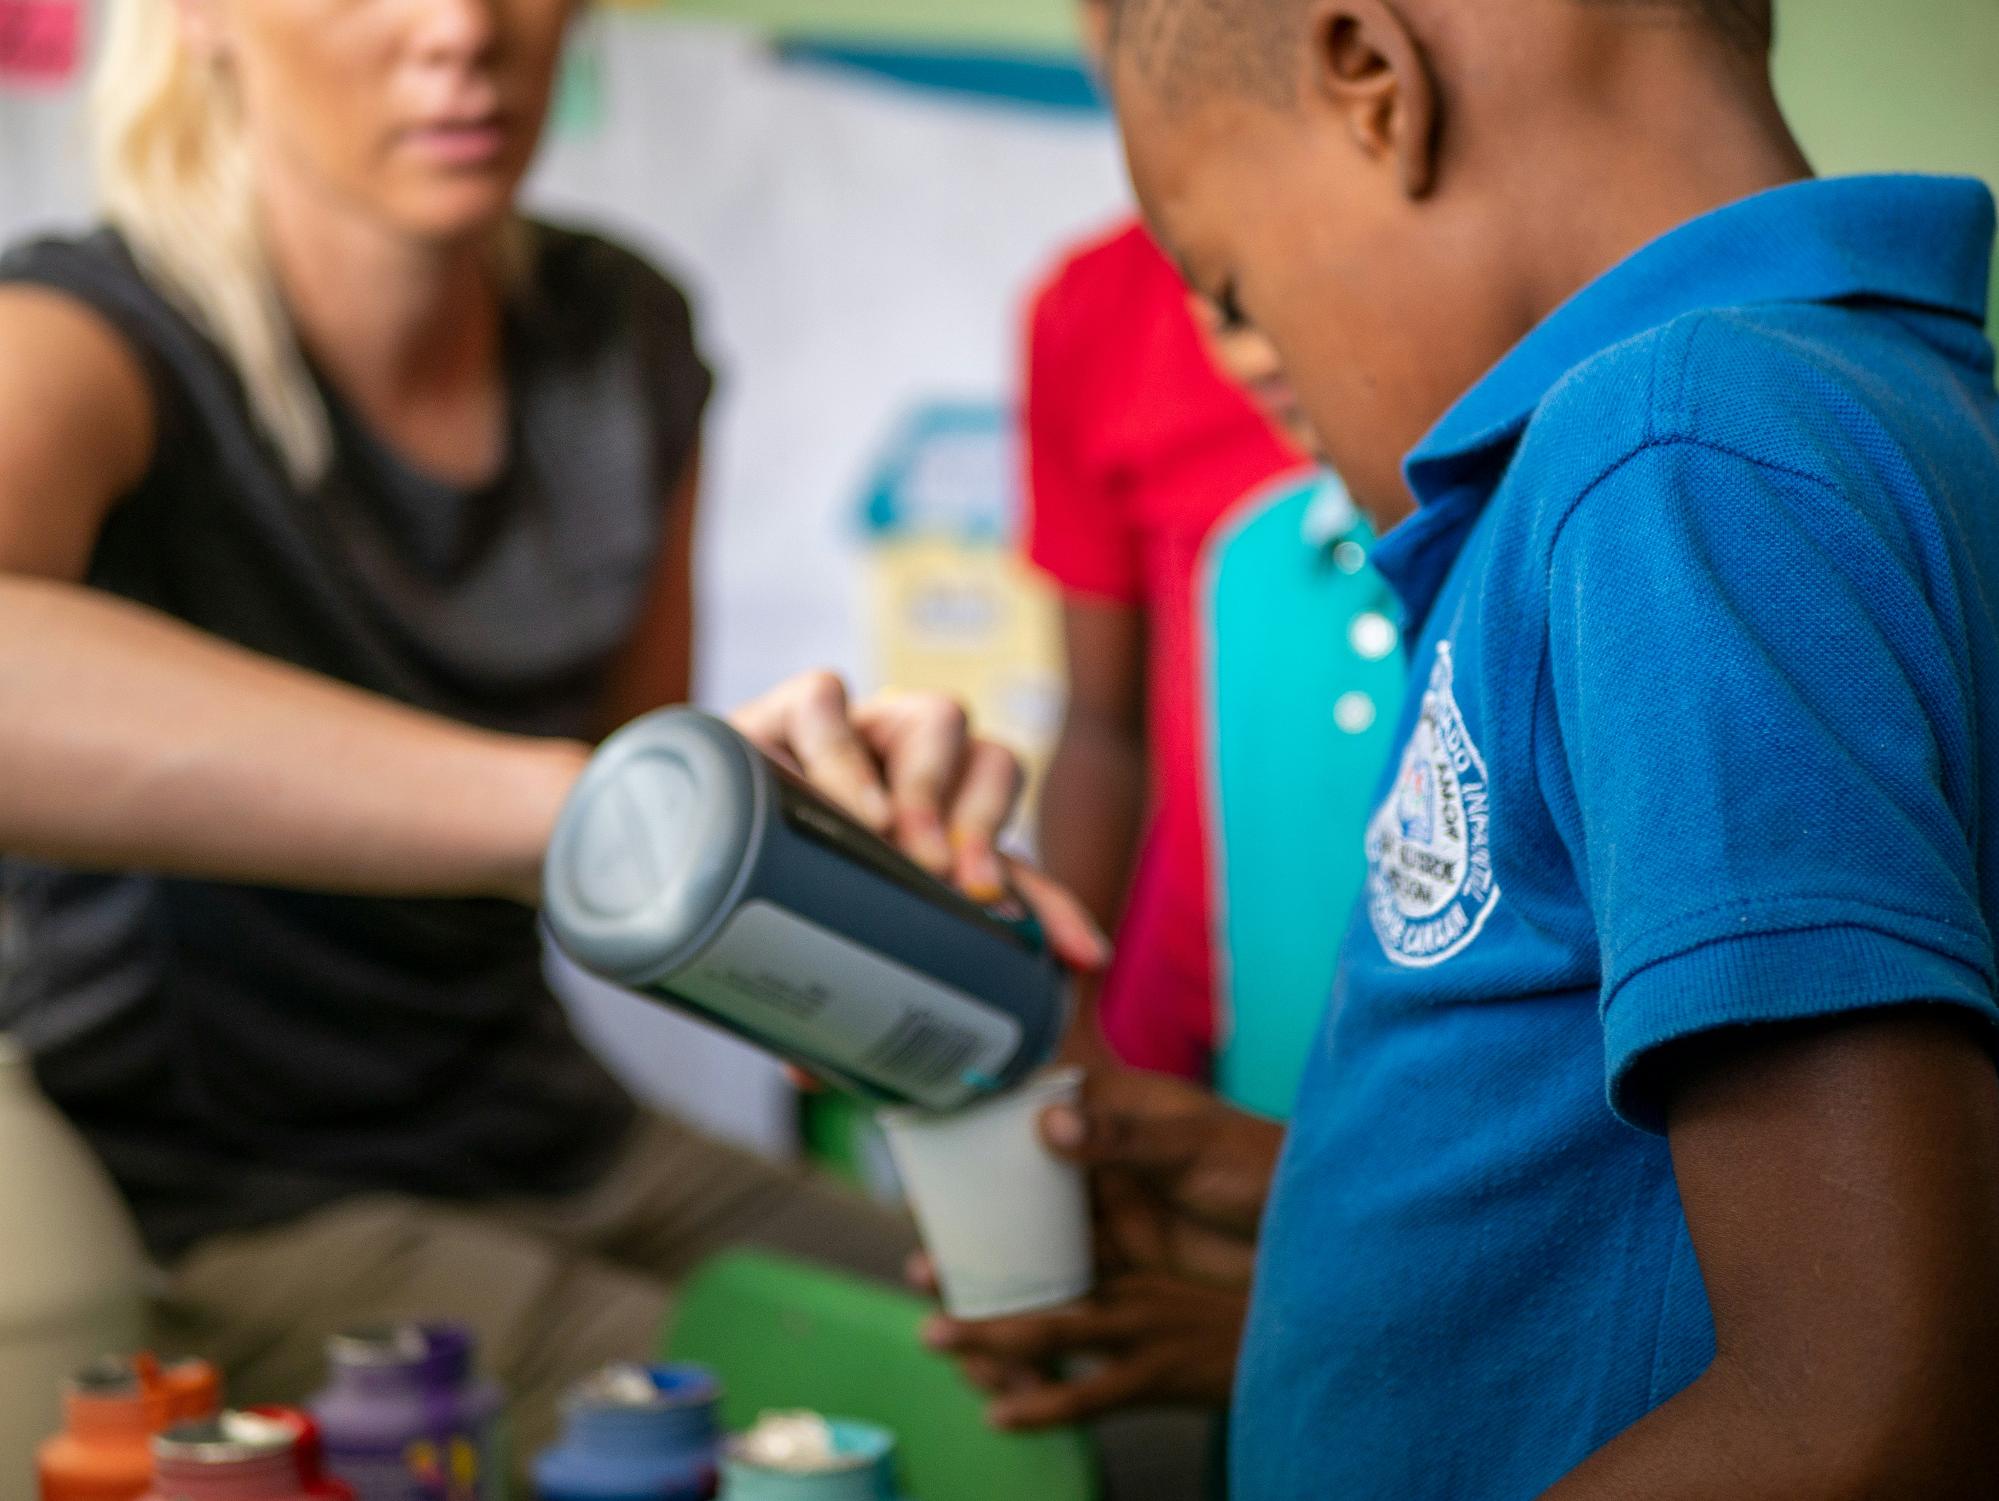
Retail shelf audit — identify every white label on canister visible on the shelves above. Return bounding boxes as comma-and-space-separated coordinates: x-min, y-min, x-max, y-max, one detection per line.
667, 900, 1023, 1110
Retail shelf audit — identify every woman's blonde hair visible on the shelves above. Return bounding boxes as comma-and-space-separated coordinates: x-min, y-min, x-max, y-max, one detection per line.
90, 0, 331, 483
88, 0, 536, 486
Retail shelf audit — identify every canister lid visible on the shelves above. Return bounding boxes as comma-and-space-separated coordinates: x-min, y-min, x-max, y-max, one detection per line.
543, 709, 762, 983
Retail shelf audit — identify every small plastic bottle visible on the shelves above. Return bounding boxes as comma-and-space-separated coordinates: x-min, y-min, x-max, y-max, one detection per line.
532, 1363, 721, 1501
37, 1352, 222, 1501
138, 1409, 354, 1501
308, 1323, 505, 1500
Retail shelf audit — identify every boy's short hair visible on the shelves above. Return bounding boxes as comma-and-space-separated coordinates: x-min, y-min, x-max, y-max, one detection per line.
1111, 0, 1775, 106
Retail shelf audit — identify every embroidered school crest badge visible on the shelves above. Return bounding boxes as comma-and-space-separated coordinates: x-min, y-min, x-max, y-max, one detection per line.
1366, 641, 1500, 967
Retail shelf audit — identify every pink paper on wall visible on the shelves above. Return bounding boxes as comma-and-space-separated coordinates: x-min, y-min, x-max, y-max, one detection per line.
0, 0, 81, 87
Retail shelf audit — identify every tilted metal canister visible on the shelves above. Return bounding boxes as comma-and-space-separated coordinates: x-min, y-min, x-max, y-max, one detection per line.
543, 709, 1069, 1112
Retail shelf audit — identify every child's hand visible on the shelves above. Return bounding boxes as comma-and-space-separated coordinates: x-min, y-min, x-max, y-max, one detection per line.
921, 1271, 1247, 1429
1048, 1065, 1281, 1288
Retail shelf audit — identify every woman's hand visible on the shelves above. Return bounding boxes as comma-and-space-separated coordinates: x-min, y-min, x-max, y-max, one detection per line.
728, 671, 1109, 972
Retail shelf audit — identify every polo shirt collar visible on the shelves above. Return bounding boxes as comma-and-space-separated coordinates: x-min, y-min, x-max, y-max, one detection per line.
1365, 175, 1994, 634
1403, 173, 1995, 493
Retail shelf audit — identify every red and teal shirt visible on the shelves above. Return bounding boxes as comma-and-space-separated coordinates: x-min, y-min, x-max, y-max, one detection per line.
1023, 217, 1304, 1084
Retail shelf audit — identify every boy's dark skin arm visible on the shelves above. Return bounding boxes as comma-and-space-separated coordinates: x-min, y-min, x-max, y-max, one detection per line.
1039, 598, 1149, 1066
1039, 598, 1149, 937
937, 1011, 1999, 1487
1547, 1010, 1999, 1499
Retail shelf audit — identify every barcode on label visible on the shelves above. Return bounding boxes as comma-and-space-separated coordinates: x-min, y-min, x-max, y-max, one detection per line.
669, 900, 1025, 1110
867, 1011, 984, 1088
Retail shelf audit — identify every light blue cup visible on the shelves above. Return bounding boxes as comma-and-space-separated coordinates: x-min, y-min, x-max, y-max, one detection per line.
719, 1418, 899, 1501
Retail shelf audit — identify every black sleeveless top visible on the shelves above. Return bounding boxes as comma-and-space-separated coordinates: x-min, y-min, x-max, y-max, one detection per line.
0, 225, 710, 1258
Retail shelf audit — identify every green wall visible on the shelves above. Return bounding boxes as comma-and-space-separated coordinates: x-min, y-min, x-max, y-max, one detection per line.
1773, 0, 1999, 333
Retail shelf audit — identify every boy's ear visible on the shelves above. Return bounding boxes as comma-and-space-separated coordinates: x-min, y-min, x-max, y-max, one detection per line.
1304, 0, 1441, 199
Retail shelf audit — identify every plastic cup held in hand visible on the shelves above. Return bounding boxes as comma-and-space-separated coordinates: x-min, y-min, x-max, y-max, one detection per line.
878, 1067, 1093, 1320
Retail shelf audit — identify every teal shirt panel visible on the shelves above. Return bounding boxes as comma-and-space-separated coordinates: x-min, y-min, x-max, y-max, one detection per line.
1204, 475, 1407, 1118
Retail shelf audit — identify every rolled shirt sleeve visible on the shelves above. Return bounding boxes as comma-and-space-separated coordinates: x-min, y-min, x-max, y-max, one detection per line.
1546, 438, 1999, 1130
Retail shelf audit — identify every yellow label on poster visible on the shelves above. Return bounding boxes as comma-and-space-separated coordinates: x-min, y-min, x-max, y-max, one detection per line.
867, 537, 1064, 830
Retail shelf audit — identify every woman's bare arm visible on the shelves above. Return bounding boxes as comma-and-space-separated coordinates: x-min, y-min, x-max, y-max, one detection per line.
0, 287, 585, 903
0, 292, 1082, 919
0, 573, 587, 903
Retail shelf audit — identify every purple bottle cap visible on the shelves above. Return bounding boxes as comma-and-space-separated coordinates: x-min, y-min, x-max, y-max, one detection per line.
327, 1323, 474, 1387
328, 1324, 426, 1367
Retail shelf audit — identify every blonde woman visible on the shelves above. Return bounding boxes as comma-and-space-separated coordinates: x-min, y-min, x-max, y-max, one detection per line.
0, 0, 1095, 1454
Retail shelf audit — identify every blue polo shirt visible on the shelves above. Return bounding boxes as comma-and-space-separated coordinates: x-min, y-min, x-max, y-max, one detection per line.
1232, 176, 1999, 1499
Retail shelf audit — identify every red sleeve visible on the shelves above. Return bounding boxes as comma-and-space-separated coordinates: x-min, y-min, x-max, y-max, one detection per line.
1021, 259, 1144, 605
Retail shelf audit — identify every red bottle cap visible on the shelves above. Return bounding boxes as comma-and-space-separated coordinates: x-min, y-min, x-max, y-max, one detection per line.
241, 1408, 356, 1501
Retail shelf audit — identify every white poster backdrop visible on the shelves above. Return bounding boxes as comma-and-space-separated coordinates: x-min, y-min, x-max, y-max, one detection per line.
0, 66, 88, 235
0, 15, 1129, 1154
530, 20, 1127, 710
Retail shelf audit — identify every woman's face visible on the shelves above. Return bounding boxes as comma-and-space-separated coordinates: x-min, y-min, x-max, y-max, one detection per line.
188, 0, 575, 244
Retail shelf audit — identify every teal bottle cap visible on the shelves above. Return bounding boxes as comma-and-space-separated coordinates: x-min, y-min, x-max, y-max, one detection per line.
720, 1415, 899, 1501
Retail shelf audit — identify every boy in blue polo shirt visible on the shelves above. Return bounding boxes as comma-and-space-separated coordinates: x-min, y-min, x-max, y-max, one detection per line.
921, 0, 1999, 1493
